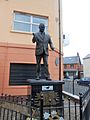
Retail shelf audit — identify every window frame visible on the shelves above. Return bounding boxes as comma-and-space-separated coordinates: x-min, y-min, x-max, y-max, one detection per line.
12, 11, 48, 33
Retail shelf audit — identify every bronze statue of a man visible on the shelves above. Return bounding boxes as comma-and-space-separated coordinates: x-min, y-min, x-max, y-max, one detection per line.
32, 23, 55, 80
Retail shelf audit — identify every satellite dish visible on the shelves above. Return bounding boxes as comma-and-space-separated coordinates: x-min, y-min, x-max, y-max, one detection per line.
63, 33, 70, 47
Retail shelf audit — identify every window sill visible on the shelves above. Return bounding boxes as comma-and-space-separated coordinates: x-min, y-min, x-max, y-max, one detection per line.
10, 30, 33, 35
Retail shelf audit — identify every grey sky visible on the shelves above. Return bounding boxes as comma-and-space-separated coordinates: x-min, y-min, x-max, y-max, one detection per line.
62, 0, 90, 63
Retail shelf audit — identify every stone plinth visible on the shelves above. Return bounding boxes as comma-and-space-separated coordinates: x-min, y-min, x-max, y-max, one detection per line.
27, 79, 64, 107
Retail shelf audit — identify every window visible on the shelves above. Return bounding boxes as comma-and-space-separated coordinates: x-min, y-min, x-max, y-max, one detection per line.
13, 12, 48, 33
64, 65, 67, 69
63, 34, 65, 39
70, 64, 74, 69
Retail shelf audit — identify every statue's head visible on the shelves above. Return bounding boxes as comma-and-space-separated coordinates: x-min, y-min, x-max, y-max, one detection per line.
39, 23, 45, 33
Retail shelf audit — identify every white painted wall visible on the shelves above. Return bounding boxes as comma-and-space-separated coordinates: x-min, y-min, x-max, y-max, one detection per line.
83, 56, 90, 77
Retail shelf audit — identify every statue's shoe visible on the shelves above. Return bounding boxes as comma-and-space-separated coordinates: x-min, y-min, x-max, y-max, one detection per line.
46, 77, 52, 81
36, 76, 40, 80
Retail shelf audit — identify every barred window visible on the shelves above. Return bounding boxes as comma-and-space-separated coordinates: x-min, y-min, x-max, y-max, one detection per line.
9, 63, 45, 85
13, 12, 48, 33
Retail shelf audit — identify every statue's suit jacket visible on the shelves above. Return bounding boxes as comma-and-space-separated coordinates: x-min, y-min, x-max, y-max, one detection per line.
32, 32, 54, 56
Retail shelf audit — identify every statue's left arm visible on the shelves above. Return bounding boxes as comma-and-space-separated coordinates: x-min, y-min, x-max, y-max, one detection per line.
49, 35, 55, 51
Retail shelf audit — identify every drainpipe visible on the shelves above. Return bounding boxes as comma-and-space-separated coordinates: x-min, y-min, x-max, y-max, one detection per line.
58, 0, 62, 80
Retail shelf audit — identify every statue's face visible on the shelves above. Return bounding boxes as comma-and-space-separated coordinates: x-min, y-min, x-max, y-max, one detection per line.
39, 23, 45, 32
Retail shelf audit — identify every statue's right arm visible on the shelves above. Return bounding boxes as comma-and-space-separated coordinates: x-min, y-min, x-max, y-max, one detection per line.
32, 33, 36, 43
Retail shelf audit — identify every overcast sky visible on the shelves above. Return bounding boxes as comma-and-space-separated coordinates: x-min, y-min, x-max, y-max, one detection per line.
62, 0, 90, 63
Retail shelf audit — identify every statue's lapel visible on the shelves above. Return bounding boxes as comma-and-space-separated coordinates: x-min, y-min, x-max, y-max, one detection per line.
38, 32, 45, 41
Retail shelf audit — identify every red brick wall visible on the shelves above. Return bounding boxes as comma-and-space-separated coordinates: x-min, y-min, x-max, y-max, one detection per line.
64, 64, 79, 69
0, 42, 60, 95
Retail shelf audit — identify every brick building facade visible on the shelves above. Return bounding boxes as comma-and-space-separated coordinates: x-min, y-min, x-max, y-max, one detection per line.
0, 0, 63, 95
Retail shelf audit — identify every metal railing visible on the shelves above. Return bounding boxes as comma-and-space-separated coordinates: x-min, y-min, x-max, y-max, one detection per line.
0, 88, 90, 120
0, 93, 30, 120
80, 87, 90, 120
62, 95, 80, 120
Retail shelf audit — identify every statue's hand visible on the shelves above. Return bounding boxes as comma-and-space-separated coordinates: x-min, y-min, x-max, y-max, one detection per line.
52, 47, 55, 51
33, 33, 35, 36
32, 33, 36, 43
